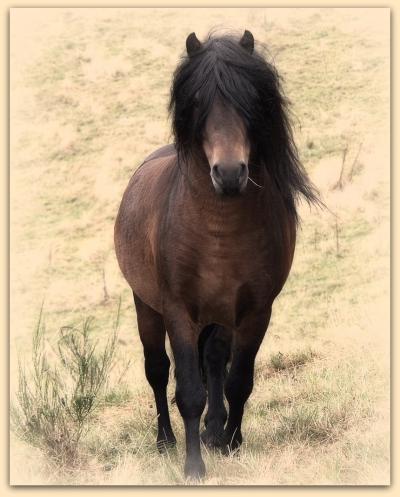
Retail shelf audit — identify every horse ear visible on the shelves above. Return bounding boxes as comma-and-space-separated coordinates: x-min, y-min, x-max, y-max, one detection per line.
240, 30, 254, 54
186, 32, 202, 56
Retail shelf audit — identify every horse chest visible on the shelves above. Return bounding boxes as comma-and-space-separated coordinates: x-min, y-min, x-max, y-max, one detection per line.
170, 228, 273, 327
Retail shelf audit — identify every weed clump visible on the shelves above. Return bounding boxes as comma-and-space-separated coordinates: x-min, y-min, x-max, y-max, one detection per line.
11, 303, 120, 467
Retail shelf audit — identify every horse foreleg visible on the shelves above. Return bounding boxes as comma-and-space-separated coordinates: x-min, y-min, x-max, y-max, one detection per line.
133, 293, 176, 452
164, 309, 206, 479
222, 311, 271, 453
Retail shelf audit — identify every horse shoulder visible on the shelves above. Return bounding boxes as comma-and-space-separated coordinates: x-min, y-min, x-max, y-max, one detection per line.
114, 152, 177, 313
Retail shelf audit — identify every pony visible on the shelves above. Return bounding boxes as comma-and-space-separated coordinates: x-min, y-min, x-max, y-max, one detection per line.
114, 29, 319, 479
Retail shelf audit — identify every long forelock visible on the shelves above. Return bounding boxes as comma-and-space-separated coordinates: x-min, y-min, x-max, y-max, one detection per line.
170, 36, 271, 154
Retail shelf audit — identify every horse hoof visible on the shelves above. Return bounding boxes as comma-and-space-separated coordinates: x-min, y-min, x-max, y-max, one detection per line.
221, 443, 241, 456
184, 457, 206, 480
200, 429, 223, 449
157, 436, 177, 453
220, 431, 242, 456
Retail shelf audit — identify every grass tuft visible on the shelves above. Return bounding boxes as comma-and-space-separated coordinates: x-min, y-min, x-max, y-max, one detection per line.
271, 403, 350, 445
268, 348, 318, 373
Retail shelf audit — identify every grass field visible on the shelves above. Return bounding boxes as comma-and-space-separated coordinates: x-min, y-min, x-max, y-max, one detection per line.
10, 7, 390, 485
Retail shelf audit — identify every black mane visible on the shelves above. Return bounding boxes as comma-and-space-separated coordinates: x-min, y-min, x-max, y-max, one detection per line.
169, 31, 320, 220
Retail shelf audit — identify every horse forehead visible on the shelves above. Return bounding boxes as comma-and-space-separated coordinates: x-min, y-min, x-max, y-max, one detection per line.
210, 96, 237, 115
207, 99, 244, 129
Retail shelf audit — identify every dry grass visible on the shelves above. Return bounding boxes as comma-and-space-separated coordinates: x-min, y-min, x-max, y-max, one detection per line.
10, 7, 390, 485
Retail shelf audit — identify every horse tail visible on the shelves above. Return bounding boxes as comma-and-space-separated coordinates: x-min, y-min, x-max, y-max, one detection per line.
198, 324, 233, 386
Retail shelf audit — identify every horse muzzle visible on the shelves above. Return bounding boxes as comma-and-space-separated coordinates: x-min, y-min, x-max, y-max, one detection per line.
210, 162, 248, 196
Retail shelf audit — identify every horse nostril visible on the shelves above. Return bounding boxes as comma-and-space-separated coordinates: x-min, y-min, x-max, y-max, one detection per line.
212, 164, 221, 178
238, 162, 246, 178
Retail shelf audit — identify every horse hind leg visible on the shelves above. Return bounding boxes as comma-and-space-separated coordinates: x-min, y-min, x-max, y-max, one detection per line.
199, 325, 232, 449
222, 311, 271, 454
133, 293, 176, 452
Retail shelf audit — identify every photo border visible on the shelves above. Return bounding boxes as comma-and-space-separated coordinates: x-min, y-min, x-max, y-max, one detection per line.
3, 0, 396, 494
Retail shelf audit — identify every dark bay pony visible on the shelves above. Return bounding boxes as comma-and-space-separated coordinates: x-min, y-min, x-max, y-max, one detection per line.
114, 30, 319, 479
